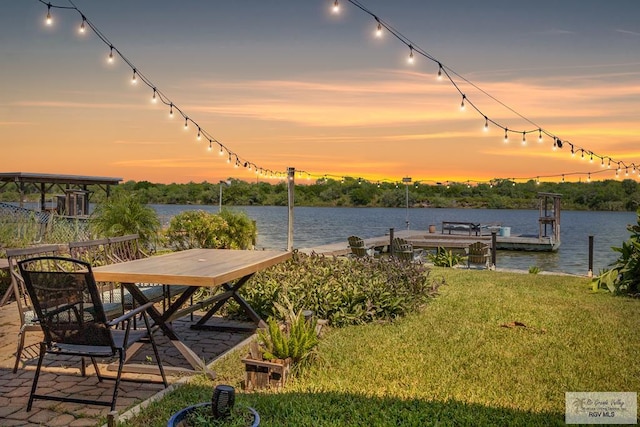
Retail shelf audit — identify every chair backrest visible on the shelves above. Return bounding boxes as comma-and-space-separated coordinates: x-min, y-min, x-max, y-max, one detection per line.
392, 238, 416, 262
69, 238, 110, 266
348, 236, 369, 258
18, 256, 114, 349
4, 245, 64, 321
468, 242, 490, 265
107, 234, 146, 263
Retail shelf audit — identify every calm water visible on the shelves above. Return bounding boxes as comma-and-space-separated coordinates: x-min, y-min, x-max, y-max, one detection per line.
151, 205, 637, 276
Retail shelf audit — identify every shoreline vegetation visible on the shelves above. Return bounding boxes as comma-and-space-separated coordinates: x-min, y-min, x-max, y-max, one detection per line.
1, 177, 639, 211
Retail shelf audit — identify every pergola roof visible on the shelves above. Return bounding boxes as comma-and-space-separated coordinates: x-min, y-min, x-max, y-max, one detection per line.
0, 172, 122, 187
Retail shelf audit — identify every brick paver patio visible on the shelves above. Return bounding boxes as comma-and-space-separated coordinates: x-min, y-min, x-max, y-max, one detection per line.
0, 300, 253, 426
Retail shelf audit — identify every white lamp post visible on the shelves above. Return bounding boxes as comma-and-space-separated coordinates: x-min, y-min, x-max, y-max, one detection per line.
219, 180, 231, 211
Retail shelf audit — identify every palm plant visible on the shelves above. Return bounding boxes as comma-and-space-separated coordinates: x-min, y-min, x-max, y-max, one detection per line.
90, 193, 161, 249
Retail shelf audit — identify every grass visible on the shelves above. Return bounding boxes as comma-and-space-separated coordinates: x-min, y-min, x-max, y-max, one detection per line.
118, 268, 640, 426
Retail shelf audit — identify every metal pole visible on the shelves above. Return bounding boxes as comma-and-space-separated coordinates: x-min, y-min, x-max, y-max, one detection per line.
287, 167, 295, 251
389, 228, 395, 256
491, 231, 497, 269
588, 235, 594, 277
402, 177, 411, 229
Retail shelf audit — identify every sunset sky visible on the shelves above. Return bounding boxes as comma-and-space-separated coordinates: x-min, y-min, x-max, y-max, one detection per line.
1, 0, 639, 185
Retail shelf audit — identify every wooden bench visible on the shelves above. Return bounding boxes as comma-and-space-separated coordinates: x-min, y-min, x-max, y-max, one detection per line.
442, 221, 481, 236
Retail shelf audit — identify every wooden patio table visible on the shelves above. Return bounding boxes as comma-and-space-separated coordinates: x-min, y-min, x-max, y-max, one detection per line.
92, 248, 292, 375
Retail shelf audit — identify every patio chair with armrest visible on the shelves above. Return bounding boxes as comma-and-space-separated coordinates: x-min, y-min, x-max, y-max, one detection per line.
467, 241, 491, 269
18, 256, 168, 411
347, 235, 378, 258
392, 237, 426, 263
4, 245, 64, 373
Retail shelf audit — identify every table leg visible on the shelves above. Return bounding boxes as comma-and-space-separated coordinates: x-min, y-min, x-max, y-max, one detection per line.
191, 274, 266, 331
118, 283, 211, 375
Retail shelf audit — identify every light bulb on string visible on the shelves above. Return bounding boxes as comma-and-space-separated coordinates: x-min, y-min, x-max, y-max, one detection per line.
169, 103, 174, 118
538, 129, 543, 143
131, 69, 137, 84
375, 18, 383, 37
227, 154, 232, 164
503, 128, 509, 143
589, 153, 593, 163
580, 150, 585, 160
45, 3, 52, 26
151, 88, 157, 103
522, 132, 526, 145
79, 16, 86, 33
562, 174, 565, 183
332, 0, 339, 13
219, 145, 224, 156
108, 46, 114, 63
460, 94, 466, 111
407, 45, 414, 64
483, 116, 489, 132
184, 118, 189, 130
587, 173, 591, 183
208, 141, 212, 151
601, 158, 605, 167
437, 63, 443, 80
196, 128, 201, 140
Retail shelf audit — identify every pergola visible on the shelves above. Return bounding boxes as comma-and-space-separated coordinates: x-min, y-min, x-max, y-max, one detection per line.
0, 172, 122, 216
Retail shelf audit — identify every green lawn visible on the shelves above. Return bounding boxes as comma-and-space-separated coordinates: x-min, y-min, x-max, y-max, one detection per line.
119, 269, 640, 426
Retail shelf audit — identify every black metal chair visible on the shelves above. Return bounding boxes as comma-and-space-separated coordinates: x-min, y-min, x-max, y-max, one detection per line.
18, 256, 168, 411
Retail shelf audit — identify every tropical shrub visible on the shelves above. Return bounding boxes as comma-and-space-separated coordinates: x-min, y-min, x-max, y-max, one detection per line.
164, 209, 257, 250
240, 252, 441, 327
90, 193, 160, 249
593, 209, 640, 295
257, 300, 319, 364
429, 247, 464, 268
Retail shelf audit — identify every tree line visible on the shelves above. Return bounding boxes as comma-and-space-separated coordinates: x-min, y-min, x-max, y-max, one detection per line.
1, 177, 639, 211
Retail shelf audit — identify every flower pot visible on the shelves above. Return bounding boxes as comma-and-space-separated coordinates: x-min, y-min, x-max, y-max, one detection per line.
241, 357, 290, 391
167, 402, 260, 427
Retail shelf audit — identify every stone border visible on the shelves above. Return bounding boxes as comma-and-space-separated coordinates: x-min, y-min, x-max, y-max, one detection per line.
102, 334, 257, 427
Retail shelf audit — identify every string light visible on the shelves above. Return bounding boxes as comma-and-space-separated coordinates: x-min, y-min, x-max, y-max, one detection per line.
522, 132, 526, 145
196, 128, 201, 140
34, 0, 639, 186
184, 117, 189, 130
79, 15, 86, 33
131, 69, 137, 84
503, 128, 509, 143
330, 0, 638, 184
45, 3, 52, 25
407, 45, 414, 64
208, 140, 212, 151
483, 116, 489, 132
375, 17, 383, 37
460, 94, 466, 111
332, 0, 339, 14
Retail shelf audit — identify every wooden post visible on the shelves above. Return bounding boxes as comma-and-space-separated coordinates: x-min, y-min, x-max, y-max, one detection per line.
287, 167, 295, 252
588, 235, 594, 277
389, 228, 395, 256
107, 411, 118, 427
491, 232, 497, 268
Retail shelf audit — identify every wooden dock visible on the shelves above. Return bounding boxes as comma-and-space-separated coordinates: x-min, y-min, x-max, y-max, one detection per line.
301, 228, 558, 256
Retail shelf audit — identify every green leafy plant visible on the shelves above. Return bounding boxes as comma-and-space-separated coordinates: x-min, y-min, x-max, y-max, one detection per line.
90, 193, 160, 249
528, 265, 540, 274
257, 299, 319, 364
240, 252, 441, 328
593, 209, 640, 295
164, 209, 257, 251
429, 247, 464, 268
